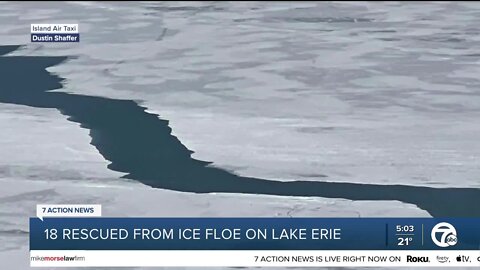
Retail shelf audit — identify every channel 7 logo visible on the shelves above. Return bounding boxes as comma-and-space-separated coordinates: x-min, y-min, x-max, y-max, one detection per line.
431, 222, 458, 247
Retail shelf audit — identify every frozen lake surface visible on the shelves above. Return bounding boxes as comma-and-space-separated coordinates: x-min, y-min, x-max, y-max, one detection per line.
0, 2, 479, 269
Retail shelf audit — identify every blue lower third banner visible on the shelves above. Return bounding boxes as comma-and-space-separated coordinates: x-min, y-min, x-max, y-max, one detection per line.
30, 218, 480, 250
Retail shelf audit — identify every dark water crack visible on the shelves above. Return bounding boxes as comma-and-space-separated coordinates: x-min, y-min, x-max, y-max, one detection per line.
1, 45, 479, 217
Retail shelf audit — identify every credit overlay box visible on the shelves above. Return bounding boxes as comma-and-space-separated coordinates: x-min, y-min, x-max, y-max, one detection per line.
31, 24, 79, 43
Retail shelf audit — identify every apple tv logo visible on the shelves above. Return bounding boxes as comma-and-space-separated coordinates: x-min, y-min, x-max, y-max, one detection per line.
456, 255, 470, 263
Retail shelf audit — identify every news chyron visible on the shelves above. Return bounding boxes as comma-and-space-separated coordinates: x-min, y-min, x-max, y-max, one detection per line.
31, 24, 79, 43
29, 205, 480, 268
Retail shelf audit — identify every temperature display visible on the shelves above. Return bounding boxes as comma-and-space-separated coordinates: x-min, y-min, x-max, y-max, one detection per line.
396, 225, 414, 246
397, 236, 413, 246
388, 223, 424, 249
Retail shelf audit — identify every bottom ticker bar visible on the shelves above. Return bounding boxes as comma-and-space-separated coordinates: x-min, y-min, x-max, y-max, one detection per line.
30, 250, 480, 267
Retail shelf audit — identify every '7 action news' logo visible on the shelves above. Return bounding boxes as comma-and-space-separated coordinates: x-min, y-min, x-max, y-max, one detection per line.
431, 222, 458, 247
